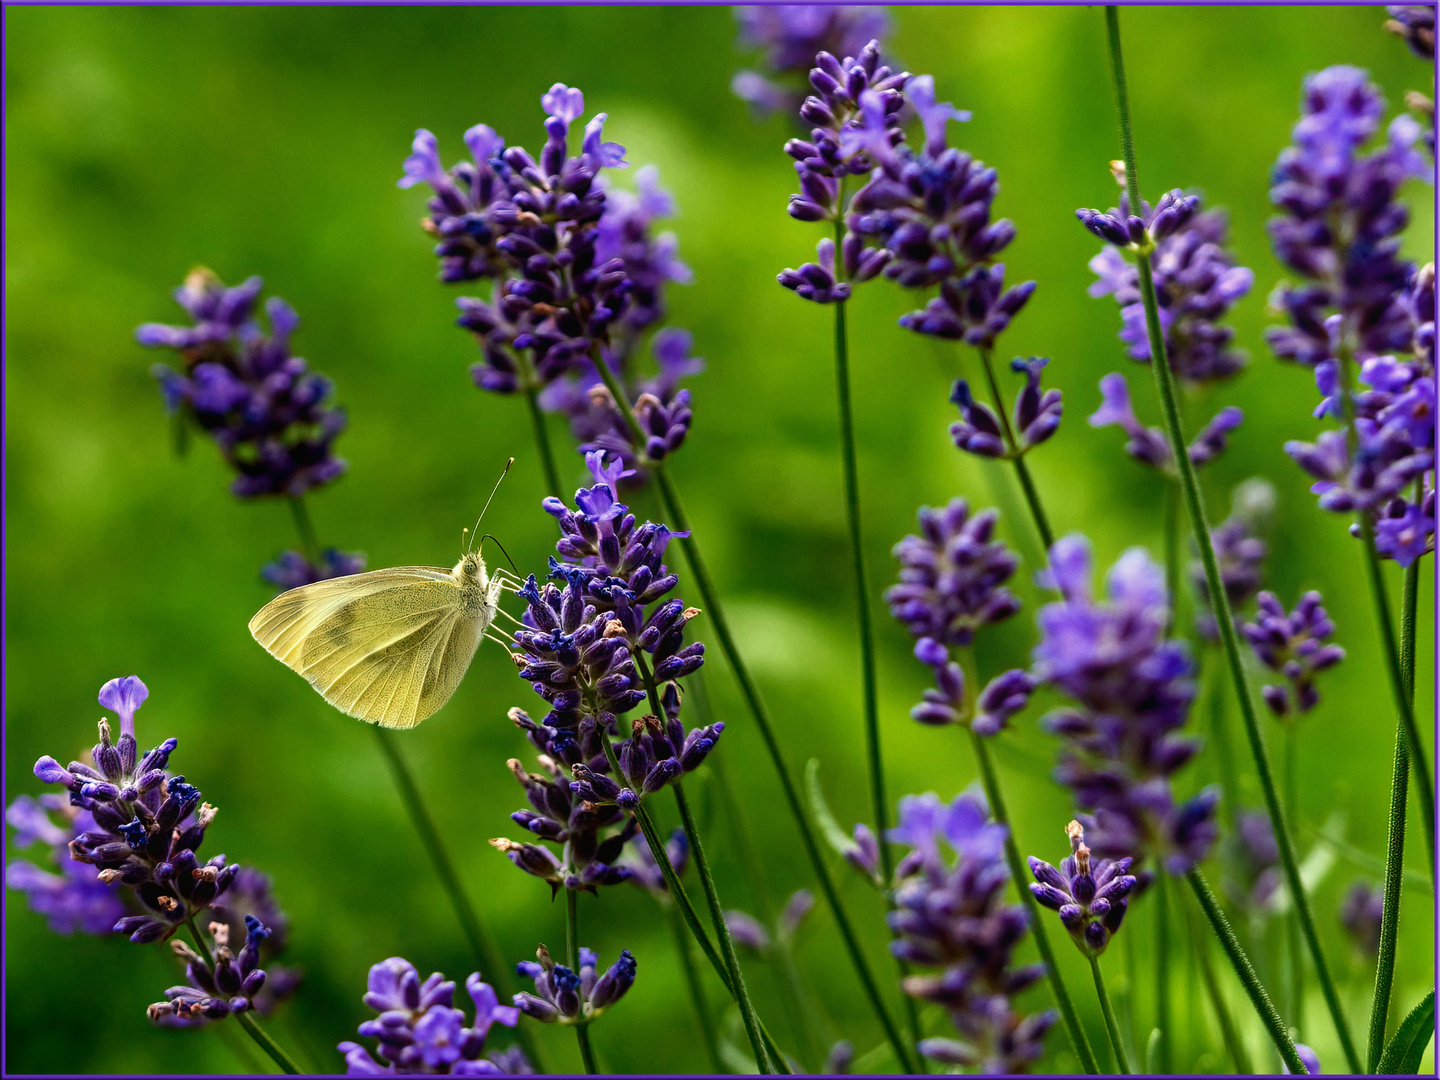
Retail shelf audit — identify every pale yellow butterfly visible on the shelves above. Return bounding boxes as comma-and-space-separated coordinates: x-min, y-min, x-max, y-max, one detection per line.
248, 460, 523, 729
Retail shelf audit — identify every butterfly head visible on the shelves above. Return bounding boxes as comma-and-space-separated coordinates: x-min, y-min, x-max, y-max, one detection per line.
457, 551, 488, 583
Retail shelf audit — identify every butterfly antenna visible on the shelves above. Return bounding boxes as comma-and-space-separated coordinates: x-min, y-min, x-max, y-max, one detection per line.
467, 457, 515, 552
478, 533, 519, 574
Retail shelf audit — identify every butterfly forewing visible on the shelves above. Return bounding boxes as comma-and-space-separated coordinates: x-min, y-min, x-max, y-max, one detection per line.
248, 566, 488, 729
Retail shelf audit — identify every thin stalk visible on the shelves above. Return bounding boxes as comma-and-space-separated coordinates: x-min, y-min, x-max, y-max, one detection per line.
594, 731, 792, 1074
976, 346, 1055, 550
1090, 956, 1132, 1074
1185, 870, 1306, 1073
587, 344, 918, 1073
1285, 725, 1304, 1029
970, 728, 1100, 1073
1367, 552, 1420, 1070
669, 902, 726, 1074
674, 781, 773, 1074
1102, 8, 1360, 1068
524, 382, 564, 498
1359, 520, 1436, 868
1155, 872, 1171, 1074
832, 270, 894, 922
184, 916, 302, 1075
565, 889, 599, 1075
1184, 891, 1254, 1073
288, 495, 320, 563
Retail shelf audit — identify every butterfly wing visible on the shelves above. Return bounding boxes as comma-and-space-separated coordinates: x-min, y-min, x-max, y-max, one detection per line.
248, 567, 484, 729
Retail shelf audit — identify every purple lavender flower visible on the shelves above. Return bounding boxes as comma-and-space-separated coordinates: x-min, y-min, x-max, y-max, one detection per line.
1032, 537, 1218, 876
1027, 821, 1137, 957
261, 547, 367, 591
1083, 189, 1254, 385
1089, 371, 1245, 473
138, 270, 348, 499
492, 713, 636, 894
5, 794, 125, 935
1339, 880, 1385, 955
30, 676, 240, 943
338, 957, 522, 1074
888, 789, 1054, 1072
950, 359, 1062, 460
623, 828, 689, 900
1242, 591, 1345, 718
732, 5, 892, 115
147, 915, 273, 1025
513, 945, 636, 1024
404, 84, 633, 399
1223, 809, 1282, 914
1192, 479, 1273, 641
887, 499, 1021, 648
1386, 6, 1436, 61
726, 888, 815, 955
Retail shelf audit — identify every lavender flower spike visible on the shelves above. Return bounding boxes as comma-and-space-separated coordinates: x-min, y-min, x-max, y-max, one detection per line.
148, 915, 273, 1025
732, 5, 892, 115
337, 957, 523, 1074
1242, 590, 1345, 717
1090, 371, 1245, 473
1027, 821, 1137, 958
514, 944, 637, 1024
5, 794, 124, 936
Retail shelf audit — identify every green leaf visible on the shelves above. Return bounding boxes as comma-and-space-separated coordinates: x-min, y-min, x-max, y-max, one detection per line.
804, 759, 858, 862
1375, 989, 1435, 1075
1145, 1029, 1162, 1074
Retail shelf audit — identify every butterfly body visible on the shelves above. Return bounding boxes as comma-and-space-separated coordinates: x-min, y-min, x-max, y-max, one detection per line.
249, 551, 506, 729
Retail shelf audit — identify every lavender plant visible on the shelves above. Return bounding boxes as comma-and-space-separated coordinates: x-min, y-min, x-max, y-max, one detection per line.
338, 957, 525, 1075
22, 675, 303, 1072
731, 4, 892, 116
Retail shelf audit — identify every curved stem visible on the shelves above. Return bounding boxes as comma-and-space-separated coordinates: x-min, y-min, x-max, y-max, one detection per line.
1102, 8, 1359, 1069
595, 731, 792, 1074
1091, 956, 1132, 1074
1285, 725, 1304, 1029
674, 781, 772, 1073
1184, 869, 1306, 1073
1359, 522, 1436, 870
970, 728, 1100, 1073
184, 917, 302, 1075
669, 902, 726, 1074
1367, 552, 1420, 1070
524, 383, 565, 499
976, 346, 1055, 550
832, 287, 894, 911
586, 346, 917, 1073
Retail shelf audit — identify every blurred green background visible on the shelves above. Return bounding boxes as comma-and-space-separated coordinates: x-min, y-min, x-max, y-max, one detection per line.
5, 4, 1434, 1075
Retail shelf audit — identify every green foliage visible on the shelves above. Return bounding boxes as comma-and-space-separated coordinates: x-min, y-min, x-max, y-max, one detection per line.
4, 5, 1434, 1074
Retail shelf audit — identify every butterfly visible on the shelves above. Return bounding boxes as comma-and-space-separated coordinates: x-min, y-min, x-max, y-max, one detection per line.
249, 461, 522, 729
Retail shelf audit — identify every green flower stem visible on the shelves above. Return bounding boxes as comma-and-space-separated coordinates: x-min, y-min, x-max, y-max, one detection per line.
1367, 551, 1421, 1071
1184, 891, 1254, 1074
594, 731, 790, 1074
565, 889, 599, 1075
524, 382, 564, 499
1285, 725, 1304, 1027
286, 496, 538, 1067
969, 728, 1100, 1073
832, 283, 895, 934
1183, 870, 1306, 1073
669, 902, 726, 1074
184, 916, 302, 1075
1102, 8, 1359, 1069
674, 780, 773, 1073
287, 496, 321, 563
1090, 956, 1132, 1074
1359, 519, 1436, 870
1155, 872, 1171, 1074
976, 346, 1055, 551
587, 344, 918, 1073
